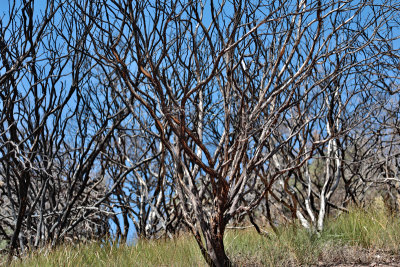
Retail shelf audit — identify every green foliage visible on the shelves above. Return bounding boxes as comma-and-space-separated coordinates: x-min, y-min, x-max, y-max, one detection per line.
6, 205, 400, 266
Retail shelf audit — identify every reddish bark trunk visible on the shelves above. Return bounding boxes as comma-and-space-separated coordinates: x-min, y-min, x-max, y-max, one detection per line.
204, 234, 231, 267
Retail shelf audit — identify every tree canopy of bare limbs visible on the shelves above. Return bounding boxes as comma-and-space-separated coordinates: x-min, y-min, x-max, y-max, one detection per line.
0, 0, 134, 262
1, 0, 400, 266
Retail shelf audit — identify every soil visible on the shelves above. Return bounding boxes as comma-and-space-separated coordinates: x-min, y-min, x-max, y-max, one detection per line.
234, 245, 400, 266
314, 246, 400, 267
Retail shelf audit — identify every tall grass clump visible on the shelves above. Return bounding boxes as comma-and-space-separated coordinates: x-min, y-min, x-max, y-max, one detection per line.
223, 225, 324, 266
323, 196, 400, 250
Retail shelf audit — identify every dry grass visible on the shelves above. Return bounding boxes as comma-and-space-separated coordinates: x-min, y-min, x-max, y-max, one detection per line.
4, 200, 400, 266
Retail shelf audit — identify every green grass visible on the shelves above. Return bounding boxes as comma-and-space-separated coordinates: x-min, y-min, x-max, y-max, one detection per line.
5, 202, 400, 266
323, 197, 400, 250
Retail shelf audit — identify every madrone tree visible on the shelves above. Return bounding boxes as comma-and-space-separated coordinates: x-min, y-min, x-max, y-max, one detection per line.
82, 0, 400, 265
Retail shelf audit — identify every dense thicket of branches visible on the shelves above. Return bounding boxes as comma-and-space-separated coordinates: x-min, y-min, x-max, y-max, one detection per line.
1, 0, 400, 266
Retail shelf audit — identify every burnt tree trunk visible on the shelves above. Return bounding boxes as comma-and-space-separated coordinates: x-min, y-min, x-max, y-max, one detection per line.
201, 205, 231, 267
204, 233, 231, 267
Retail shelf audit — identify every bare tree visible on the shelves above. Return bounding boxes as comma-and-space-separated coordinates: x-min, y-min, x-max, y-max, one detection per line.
265, 0, 400, 233
0, 1, 133, 262
81, 0, 400, 265
2, 0, 400, 266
